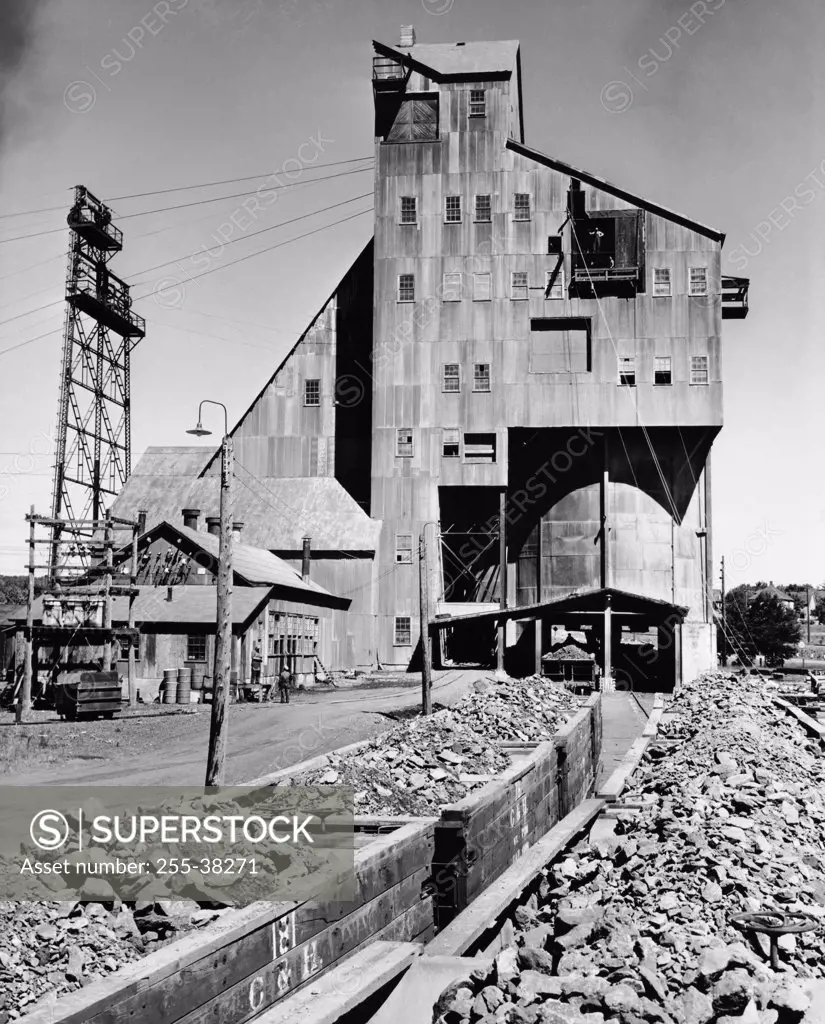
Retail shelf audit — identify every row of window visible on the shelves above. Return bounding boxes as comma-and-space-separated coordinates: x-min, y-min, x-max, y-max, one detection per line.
400, 192, 530, 225
619, 354, 709, 387
304, 354, 710, 408
398, 266, 708, 302
396, 428, 497, 462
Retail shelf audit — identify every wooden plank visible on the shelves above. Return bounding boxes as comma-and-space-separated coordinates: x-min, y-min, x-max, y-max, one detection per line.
369, 955, 483, 1024
255, 942, 420, 1024
774, 696, 825, 740
424, 799, 604, 958
172, 869, 428, 1024
595, 736, 651, 802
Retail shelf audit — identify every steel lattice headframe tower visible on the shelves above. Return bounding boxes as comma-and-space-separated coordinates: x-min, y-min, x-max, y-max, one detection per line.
49, 186, 145, 576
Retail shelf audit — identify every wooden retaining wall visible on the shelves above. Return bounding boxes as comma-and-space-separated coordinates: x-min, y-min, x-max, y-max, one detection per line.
431, 694, 602, 928
20, 697, 602, 1024
20, 821, 435, 1024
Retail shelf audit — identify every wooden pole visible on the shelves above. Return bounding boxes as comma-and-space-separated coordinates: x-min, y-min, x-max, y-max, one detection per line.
17, 506, 35, 724
720, 556, 727, 666
128, 523, 138, 706
534, 520, 543, 676
496, 490, 507, 678
205, 435, 233, 787
807, 585, 811, 645
603, 592, 613, 691
419, 528, 433, 715
102, 513, 113, 671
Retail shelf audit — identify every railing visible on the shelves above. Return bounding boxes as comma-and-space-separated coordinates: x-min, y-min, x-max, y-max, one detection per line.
373, 55, 406, 81
67, 204, 123, 249
722, 275, 749, 319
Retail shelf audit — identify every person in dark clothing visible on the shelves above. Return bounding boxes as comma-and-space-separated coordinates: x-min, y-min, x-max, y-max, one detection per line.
278, 665, 291, 704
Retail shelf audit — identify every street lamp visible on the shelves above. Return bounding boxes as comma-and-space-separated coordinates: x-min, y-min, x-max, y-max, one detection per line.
187, 400, 233, 787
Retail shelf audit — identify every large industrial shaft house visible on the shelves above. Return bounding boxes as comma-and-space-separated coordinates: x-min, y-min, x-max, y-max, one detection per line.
114, 28, 748, 690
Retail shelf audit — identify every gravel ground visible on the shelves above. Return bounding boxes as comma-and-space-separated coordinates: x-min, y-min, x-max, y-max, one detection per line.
433, 671, 825, 1024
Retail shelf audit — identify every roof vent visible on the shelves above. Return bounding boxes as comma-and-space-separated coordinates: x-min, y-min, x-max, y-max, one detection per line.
399, 25, 415, 47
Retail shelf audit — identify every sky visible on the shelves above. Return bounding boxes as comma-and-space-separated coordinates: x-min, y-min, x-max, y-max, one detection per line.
0, 0, 822, 588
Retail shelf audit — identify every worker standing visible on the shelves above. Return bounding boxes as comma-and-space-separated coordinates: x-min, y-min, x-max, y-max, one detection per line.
251, 640, 263, 695
278, 663, 291, 704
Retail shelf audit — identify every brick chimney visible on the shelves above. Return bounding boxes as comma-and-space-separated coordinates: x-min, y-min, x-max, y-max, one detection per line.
301, 536, 312, 583
182, 508, 200, 531
137, 509, 148, 534
399, 25, 415, 47
205, 516, 220, 537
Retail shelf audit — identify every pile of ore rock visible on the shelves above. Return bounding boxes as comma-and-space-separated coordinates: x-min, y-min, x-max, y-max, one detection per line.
434, 671, 825, 1024
284, 675, 578, 816
0, 897, 226, 1020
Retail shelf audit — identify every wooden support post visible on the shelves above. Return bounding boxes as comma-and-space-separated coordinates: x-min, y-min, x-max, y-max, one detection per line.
127, 523, 138, 706
496, 490, 507, 678
205, 435, 233, 787
102, 513, 113, 671
419, 528, 433, 715
534, 517, 543, 676
600, 436, 609, 589
603, 593, 613, 691
17, 506, 35, 724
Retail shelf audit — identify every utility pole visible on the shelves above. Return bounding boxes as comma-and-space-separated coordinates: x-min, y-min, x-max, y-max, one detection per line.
807, 585, 811, 645
188, 401, 233, 786
102, 513, 113, 671
419, 528, 433, 715
17, 506, 35, 724
720, 556, 727, 667
127, 521, 138, 707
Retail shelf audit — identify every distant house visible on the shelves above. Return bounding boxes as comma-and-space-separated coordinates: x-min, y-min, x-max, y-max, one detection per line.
753, 585, 795, 612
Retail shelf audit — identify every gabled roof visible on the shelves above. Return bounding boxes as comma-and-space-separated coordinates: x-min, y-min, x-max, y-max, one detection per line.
754, 585, 794, 603
111, 448, 380, 553
163, 523, 349, 609
373, 38, 520, 79
506, 139, 726, 243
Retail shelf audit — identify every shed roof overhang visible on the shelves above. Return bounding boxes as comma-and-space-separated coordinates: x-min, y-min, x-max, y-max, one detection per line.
430, 587, 688, 630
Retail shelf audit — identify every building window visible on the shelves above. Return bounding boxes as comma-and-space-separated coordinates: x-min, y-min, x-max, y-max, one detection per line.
394, 616, 412, 646
442, 272, 462, 301
386, 96, 439, 143
469, 89, 486, 117
547, 235, 562, 255
395, 535, 413, 563
399, 196, 417, 225
514, 193, 531, 221
474, 194, 492, 222
689, 266, 708, 295
444, 195, 462, 223
396, 428, 414, 457
442, 363, 460, 393
545, 266, 565, 300
511, 271, 529, 300
690, 355, 709, 385
464, 432, 496, 463
442, 428, 460, 458
654, 356, 672, 386
653, 268, 672, 296
398, 273, 415, 302
186, 635, 207, 662
618, 356, 636, 387
473, 272, 492, 301
303, 378, 320, 406
473, 363, 491, 392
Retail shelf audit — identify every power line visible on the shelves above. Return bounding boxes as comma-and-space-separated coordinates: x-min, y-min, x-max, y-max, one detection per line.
0, 203, 373, 358
129, 191, 374, 284
131, 204, 373, 300
0, 161, 374, 243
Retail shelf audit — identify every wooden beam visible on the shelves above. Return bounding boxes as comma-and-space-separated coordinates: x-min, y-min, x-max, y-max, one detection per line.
258, 942, 420, 1024
423, 799, 603, 958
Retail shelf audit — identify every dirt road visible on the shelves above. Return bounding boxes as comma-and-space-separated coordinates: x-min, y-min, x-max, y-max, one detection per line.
1, 670, 481, 786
